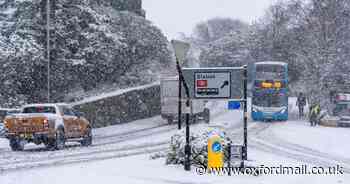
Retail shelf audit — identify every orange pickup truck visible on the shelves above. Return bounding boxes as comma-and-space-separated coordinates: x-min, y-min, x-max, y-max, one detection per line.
4, 103, 92, 151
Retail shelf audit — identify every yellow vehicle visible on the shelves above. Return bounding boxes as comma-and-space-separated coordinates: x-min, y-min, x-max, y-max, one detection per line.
4, 103, 92, 151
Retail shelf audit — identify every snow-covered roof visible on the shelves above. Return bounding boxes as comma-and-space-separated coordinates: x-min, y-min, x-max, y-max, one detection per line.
255, 61, 287, 66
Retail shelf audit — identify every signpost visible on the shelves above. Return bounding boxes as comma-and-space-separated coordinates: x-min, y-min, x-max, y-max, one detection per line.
171, 40, 248, 172
182, 67, 244, 100
182, 66, 249, 162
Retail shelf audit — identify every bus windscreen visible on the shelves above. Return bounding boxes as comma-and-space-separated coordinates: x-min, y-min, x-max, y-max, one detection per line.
252, 92, 287, 107
255, 64, 285, 80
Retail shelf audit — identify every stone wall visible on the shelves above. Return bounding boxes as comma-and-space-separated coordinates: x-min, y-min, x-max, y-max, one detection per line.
73, 84, 160, 128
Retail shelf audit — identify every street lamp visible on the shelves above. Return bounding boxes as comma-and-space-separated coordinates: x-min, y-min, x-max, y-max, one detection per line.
171, 40, 190, 130
171, 40, 191, 171
46, 0, 51, 103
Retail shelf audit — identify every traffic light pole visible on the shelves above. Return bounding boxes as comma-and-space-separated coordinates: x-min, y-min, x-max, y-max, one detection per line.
243, 65, 248, 160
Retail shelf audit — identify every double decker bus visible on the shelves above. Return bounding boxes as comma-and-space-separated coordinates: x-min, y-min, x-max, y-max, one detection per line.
251, 61, 288, 121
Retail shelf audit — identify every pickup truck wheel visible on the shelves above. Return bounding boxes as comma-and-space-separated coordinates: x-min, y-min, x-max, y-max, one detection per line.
9, 138, 24, 151
81, 127, 92, 146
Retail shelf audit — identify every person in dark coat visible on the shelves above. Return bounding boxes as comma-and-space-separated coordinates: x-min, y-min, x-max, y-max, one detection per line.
296, 92, 307, 118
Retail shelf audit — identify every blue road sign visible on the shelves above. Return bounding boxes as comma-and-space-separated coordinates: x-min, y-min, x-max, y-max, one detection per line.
228, 101, 241, 110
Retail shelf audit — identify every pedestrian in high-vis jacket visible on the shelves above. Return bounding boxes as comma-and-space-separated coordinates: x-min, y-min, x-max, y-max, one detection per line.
309, 104, 321, 126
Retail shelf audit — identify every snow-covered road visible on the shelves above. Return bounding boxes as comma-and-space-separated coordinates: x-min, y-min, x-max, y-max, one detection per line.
0, 100, 349, 184
0, 116, 173, 172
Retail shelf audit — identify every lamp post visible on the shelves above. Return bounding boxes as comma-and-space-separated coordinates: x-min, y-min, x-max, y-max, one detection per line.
46, 0, 51, 103
171, 40, 191, 171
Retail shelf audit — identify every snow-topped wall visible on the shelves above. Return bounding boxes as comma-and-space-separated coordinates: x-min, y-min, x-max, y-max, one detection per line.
73, 84, 160, 128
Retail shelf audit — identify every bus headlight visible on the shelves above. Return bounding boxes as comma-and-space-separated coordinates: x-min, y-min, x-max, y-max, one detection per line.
252, 106, 259, 113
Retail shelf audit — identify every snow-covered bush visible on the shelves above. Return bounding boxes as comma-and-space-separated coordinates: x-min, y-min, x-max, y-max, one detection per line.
166, 126, 231, 167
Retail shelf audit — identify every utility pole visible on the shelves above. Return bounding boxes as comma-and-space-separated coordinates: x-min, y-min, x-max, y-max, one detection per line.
46, 0, 51, 103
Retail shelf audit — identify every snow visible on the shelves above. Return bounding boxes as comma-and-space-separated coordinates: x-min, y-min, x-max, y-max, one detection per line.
0, 99, 350, 184
0, 138, 8, 148
255, 61, 287, 66
266, 120, 350, 159
70, 82, 160, 106
1, 149, 348, 184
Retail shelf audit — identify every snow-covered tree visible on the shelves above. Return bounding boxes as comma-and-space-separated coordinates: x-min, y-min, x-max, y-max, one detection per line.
0, 0, 171, 106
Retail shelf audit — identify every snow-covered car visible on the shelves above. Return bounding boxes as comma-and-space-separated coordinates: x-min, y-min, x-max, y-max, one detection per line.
4, 103, 92, 151
319, 114, 339, 127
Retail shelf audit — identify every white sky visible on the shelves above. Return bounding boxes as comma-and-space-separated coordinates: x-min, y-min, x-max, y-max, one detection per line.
143, 0, 276, 40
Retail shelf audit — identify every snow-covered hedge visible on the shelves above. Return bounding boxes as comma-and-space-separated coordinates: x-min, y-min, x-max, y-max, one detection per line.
166, 126, 231, 167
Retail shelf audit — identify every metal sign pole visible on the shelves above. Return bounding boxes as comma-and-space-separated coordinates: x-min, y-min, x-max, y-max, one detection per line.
243, 65, 248, 160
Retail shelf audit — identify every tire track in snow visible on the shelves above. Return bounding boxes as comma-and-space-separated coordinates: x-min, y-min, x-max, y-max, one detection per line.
0, 143, 168, 174
0, 123, 174, 172
249, 123, 350, 173
258, 133, 350, 165
250, 139, 350, 173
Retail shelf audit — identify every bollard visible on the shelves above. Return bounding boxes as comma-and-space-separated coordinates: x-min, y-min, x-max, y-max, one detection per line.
208, 133, 224, 170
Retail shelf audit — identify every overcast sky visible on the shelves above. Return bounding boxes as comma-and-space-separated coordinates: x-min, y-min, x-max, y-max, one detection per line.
143, 0, 276, 40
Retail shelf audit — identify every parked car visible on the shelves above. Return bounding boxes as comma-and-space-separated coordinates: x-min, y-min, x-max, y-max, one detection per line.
4, 103, 92, 151
331, 96, 350, 127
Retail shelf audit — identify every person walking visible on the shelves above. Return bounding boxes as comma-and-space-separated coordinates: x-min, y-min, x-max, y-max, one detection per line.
296, 92, 307, 118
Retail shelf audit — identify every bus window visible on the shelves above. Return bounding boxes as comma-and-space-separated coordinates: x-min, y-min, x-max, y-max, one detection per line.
256, 65, 285, 80
253, 92, 286, 107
